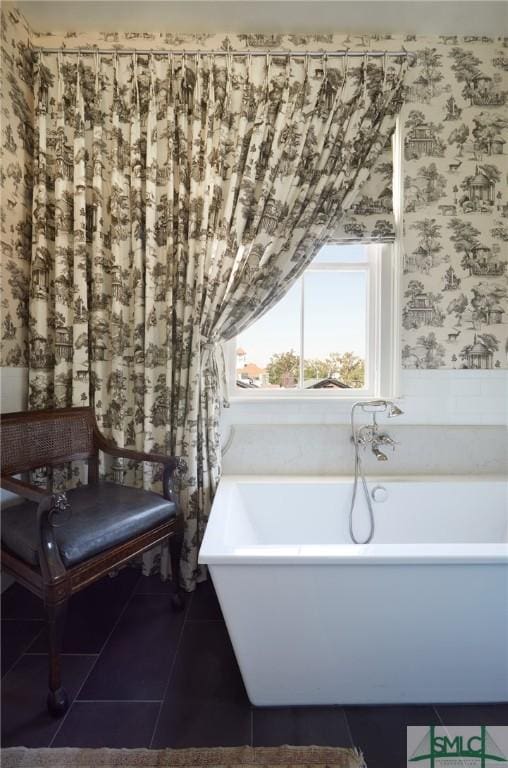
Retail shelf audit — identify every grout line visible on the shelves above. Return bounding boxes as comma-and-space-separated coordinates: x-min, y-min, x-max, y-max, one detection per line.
432, 711, 466, 768
134, 592, 179, 596
185, 618, 224, 623
148, 588, 195, 749
342, 708, 356, 751
74, 699, 163, 704
1, 627, 47, 680
433, 704, 445, 726
48, 572, 142, 747
25, 652, 99, 657
23, 626, 47, 655
337, 707, 355, 749
2, 656, 24, 681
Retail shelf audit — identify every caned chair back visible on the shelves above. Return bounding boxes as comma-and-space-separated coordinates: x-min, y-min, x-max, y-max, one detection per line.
0, 407, 98, 476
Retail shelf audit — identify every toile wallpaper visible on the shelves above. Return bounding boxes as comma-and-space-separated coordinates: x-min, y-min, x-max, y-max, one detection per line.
1, 5, 33, 366
1, 5, 507, 371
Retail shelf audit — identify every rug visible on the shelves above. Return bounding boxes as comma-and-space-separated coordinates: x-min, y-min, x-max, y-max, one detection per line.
1, 745, 366, 768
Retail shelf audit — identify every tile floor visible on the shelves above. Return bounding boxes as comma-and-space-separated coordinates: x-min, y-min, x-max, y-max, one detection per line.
2, 569, 506, 767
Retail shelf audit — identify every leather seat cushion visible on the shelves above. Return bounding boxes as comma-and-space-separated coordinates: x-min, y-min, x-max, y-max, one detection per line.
1, 481, 177, 568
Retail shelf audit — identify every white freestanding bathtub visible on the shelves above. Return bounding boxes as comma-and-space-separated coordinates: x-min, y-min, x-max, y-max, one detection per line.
198, 475, 508, 706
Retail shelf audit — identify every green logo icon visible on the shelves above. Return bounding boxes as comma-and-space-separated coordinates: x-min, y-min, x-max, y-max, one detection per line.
409, 725, 507, 767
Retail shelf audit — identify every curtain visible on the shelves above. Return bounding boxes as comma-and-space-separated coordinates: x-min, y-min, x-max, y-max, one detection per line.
29, 50, 407, 590
329, 137, 398, 243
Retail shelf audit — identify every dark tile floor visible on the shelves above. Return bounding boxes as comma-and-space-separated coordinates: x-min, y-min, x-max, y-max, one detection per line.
2, 570, 507, 767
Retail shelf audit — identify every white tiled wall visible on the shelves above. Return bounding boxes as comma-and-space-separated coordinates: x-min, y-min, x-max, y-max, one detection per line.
223, 370, 508, 427
0, 366, 28, 503
397, 371, 508, 426
2, 368, 504, 426
221, 370, 507, 476
0, 366, 506, 481
0, 367, 28, 414
0, 367, 28, 591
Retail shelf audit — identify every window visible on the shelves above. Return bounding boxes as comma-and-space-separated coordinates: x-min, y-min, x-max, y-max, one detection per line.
229, 243, 399, 398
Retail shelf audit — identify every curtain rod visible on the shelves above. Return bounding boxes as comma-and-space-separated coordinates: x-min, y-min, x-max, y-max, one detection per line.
36, 47, 416, 60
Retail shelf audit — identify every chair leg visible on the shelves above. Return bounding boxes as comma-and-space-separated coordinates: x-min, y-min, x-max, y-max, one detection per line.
45, 600, 69, 716
169, 530, 185, 612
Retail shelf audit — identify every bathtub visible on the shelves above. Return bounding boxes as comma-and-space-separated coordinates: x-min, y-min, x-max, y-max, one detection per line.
198, 475, 508, 706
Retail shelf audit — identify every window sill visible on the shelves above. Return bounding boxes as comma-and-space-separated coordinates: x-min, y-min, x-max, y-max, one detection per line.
228, 393, 380, 404
222, 394, 399, 428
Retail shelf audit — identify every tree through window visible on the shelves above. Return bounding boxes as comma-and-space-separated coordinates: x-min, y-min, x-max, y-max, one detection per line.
235, 245, 372, 392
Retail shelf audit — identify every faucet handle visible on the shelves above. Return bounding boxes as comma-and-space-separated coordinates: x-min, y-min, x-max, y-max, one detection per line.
375, 433, 397, 449
356, 425, 375, 447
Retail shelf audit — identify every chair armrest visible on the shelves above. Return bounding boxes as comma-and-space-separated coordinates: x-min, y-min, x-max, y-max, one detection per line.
1, 475, 51, 503
93, 432, 185, 506
37, 493, 68, 585
0, 475, 68, 584
91, 416, 185, 507
95, 435, 180, 471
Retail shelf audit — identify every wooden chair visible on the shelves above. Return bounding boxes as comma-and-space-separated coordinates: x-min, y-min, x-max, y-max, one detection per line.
0, 406, 184, 716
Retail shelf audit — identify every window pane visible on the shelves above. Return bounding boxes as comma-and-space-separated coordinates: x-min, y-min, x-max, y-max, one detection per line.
236, 281, 301, 389
303, 270, 366, 389
313, 244, 368, 264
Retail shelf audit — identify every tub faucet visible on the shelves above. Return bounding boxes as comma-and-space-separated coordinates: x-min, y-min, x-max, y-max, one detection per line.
372, 432, 397, 461
351, 400, 403, 462
349, 399, 404, 544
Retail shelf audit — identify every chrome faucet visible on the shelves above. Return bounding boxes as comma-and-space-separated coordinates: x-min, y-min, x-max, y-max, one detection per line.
349, 399, 404, 544
351, 400, 403, 461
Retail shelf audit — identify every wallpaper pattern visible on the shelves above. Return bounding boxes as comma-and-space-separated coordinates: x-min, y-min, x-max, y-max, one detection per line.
1, 5, 33, 366
1, 7, 507, 369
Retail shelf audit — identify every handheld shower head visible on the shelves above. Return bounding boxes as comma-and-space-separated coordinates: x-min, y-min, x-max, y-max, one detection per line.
354, 400, 403, 417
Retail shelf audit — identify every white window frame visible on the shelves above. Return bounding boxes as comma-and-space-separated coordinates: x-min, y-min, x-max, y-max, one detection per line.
226, 241, 400, 401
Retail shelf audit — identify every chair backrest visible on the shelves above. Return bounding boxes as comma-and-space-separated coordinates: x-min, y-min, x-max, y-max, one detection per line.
0, 407, 98, 476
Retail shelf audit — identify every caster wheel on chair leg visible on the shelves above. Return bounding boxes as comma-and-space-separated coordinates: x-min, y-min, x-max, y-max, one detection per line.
47, 687, 69, 717
171, 592, 185, 612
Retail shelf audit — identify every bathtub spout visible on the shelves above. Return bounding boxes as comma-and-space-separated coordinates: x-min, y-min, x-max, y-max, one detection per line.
372, 446, 388, 461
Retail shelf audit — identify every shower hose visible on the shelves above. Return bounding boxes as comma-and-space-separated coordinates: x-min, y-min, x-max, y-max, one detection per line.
349, 418, 375, 545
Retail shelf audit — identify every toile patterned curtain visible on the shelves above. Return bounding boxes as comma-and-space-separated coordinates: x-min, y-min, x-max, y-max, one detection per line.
29, 49, 407, 590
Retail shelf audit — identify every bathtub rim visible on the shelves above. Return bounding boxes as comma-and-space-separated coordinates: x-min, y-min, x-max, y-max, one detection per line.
199, 474, 508, 566
214, 473, 508, 484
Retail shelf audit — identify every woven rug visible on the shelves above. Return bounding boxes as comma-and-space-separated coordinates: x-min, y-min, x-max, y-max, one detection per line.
1, 745, 366, 768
